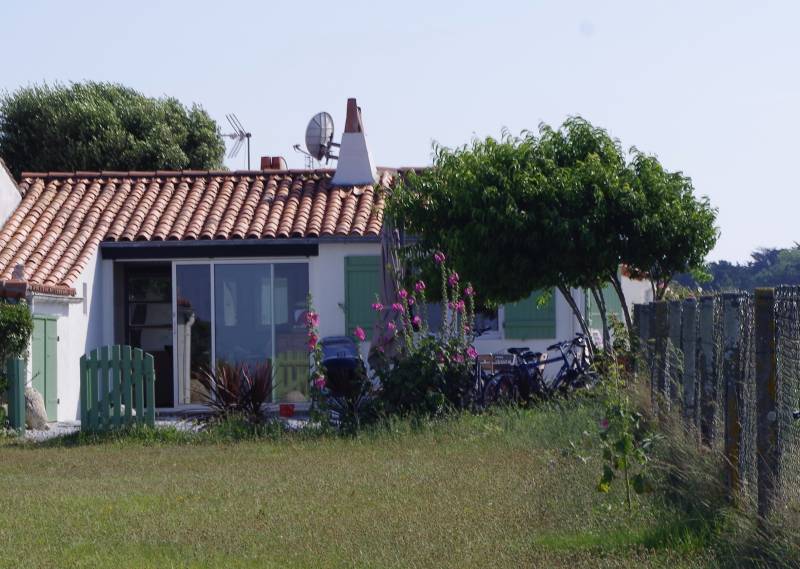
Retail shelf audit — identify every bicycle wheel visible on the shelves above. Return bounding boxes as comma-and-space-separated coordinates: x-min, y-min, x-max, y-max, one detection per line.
484, 373, 519, 406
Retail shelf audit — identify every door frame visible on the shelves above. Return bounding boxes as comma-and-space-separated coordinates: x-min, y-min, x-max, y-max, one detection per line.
122, 262, 173, 407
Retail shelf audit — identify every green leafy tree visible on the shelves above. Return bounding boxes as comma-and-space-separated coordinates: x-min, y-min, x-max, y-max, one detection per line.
620, 152, 719, 301
391, 118, 718, 346
676, 245, 800, 291
0, 82, 225, 176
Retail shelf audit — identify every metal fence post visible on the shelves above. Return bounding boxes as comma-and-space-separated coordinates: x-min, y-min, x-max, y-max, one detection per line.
681, 299, 698, 428
722, 293, 742, 496
698, 296, 717, 445
755, 288, 778, 518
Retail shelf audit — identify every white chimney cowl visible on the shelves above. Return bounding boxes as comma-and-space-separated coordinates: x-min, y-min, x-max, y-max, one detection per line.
331, 98, 378, 186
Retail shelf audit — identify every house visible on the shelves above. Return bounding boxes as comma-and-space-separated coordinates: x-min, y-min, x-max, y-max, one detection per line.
0, 99, 650, 422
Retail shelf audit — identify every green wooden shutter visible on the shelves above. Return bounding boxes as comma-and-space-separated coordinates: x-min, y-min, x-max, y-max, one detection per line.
585, 283, 623, 330
503, 289, 556, 340
32, 316, 58, 420
344, 256, 381, 334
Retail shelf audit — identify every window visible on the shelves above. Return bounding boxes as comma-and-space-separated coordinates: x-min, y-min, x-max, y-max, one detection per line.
175, 264, 212, 404
424, 303, 498, 338
174, 261, 310, 405
503, 289, 556, 339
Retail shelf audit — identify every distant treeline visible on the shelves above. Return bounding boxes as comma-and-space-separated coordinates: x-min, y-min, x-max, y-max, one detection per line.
675, 245, 800, 291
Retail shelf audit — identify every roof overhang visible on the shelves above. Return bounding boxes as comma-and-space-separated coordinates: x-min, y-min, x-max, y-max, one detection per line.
100, 236, 380, 261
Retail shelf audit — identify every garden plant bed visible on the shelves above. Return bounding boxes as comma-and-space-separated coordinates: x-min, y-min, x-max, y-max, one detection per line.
0, 402, 712, 569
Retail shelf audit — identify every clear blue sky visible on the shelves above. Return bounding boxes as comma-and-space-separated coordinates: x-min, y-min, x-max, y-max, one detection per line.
2, 0, 798, 262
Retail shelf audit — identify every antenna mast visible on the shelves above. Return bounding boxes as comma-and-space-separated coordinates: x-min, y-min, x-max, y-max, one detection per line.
224, 114, 252, 169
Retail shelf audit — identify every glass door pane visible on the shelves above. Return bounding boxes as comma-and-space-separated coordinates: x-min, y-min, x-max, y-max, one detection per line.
214, 263, 273, 376
175, 264, 212, 405
273, 263, 310, 403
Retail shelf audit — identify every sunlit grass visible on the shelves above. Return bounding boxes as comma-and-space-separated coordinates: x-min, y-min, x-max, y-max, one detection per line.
0, 401, 711, 569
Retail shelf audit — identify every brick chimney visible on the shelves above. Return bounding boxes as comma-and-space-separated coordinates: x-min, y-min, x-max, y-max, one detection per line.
260, 156, 288, 170
331, 98, 377, 186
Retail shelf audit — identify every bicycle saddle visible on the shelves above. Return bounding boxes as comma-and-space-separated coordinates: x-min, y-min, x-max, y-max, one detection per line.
507, 347, 531, 355
546, 342, 562, 351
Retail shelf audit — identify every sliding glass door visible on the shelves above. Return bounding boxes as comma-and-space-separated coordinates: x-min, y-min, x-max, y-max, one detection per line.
175, 264, 212, 404
174, 261, 309, 405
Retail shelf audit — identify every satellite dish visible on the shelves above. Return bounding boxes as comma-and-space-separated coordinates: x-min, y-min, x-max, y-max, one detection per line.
305, 112, 337, 161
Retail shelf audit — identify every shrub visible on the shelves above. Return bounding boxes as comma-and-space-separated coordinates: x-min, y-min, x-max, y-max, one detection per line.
370, 251, 480, 416
193, 359, 273, 424
0, 300, 33, 396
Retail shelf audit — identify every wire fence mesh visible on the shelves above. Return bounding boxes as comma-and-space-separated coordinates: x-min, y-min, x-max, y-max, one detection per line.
637, 289, 799, 518
775, 286, 800, 521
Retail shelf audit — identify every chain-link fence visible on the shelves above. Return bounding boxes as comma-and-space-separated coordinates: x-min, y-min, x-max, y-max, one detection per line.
635, 288, 800, 519
775, 286, 800, 521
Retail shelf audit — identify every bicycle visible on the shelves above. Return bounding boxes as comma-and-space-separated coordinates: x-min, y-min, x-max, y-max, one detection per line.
483, 333, 596, 405
544, 333, 597, 395
483, 347, 549, 406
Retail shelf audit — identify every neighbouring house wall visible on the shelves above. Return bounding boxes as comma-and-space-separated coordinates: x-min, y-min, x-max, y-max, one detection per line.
621, 276, 652, 307
0, 160, 21, 227
472, 288, 580, 356
310, 241, 382, 343
28, 252, 113, 421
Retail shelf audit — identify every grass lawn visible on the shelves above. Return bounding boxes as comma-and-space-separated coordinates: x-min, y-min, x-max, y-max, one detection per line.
0, 402, 713, 569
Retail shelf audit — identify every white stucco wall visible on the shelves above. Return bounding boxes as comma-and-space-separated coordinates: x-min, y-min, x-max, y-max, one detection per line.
28, 252, 113, 421
310, 241, 382, 340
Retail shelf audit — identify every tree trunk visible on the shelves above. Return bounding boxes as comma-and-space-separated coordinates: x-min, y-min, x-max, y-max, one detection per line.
609, 271, 633, 337
591, 286, 610, 351
558, 284, 597, 354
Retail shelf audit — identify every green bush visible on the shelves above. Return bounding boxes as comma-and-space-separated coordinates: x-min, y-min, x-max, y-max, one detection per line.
370, 252, 479, 416
0, 300, 33, 395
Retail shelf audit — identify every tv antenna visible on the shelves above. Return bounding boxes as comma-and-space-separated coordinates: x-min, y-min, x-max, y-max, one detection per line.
224, 114, 252, 169
293, 111, 339, 168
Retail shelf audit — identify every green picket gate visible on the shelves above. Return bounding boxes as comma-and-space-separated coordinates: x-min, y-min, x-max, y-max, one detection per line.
79, 345, 156, 432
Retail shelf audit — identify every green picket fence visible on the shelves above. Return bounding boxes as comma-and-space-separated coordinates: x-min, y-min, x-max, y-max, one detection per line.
80, 345, 156, 432
5, 357, 25, 433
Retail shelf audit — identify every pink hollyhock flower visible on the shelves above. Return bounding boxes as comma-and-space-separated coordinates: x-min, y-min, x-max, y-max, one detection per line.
599, 418, 610, 430
463, 285, 474, 297
412, 315, 422, 328
391, 303, 404, 313
415, 280, 426, 293
454, 300, 466, 313
454, 354, 465, 363
387, 322, 396, 333
313, 375, 326, 390
371, 302, 384, 311
434, 251, 446, 264
448, 272, 459, 287
399, 289, 408, 299
307, 334, 318, 350
467, 346, 478, 359
305, 311, 319, 327
354, 326, 366, 341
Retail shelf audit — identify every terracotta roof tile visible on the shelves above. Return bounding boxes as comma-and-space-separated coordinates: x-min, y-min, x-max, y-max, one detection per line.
0, 170, 394, 295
